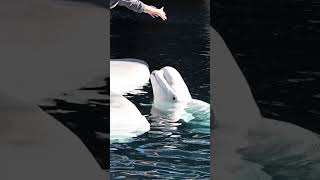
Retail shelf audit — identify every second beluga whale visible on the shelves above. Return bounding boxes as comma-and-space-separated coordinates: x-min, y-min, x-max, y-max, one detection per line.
110, 59, 151, 143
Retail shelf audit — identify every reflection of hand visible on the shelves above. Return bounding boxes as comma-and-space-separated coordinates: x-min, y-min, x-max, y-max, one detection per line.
144, 5, 167, 21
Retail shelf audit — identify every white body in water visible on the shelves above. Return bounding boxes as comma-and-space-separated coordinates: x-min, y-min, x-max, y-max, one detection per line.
150, 66, 210, 133
0, 1, 107, 179
110, 59, 151, 143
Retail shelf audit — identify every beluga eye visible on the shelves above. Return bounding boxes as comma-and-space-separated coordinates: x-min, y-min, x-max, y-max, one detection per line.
172, 97, 176, 101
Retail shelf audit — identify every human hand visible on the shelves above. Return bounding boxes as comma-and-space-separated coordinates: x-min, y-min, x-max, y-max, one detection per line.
144, 5, 167, 21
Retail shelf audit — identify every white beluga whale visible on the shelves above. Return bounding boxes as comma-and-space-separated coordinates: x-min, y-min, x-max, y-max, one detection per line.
0, 0, 107, 179
111, 59, 151, 95
150, 66, 210, 133
211, 27, 320, 179
110, 59, 151, 143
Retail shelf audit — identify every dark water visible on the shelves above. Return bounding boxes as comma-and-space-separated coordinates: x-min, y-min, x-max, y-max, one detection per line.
213, 0, 320, 134
111, 0, 210, 179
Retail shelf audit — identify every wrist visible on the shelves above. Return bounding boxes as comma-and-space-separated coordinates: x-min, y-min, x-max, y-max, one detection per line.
143, 4, 153, 14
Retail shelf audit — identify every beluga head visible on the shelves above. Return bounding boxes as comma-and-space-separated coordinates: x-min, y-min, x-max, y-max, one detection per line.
150, 66, 192, 109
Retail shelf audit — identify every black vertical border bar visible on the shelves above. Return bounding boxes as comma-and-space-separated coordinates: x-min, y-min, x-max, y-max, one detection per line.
106, 0, 111, 177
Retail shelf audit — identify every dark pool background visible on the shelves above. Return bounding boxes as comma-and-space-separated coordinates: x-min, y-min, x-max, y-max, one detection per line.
110, 0, 210, 179
213, 0, 320, 134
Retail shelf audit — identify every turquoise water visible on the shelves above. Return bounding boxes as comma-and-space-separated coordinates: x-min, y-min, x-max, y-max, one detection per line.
110, 83, 210, 179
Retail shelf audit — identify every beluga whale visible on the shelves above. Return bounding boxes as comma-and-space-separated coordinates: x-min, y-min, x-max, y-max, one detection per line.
110, 59, 151, 143
150, 66, 210, 134
211, 27, 320, 180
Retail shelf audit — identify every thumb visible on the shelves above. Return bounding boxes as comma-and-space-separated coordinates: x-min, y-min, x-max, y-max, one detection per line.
161, 7, 164, 10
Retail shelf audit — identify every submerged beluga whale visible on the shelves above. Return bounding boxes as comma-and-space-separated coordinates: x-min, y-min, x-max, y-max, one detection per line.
150, 66, 210, 133
211, 27, 320, 179
110, 59, 151, 143
0, 1, 107, 179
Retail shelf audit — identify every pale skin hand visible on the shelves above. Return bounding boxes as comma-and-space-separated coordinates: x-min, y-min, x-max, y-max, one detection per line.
143, 5, 167, 21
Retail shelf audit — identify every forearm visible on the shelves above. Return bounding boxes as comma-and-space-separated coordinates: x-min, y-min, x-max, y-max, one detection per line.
116, 0, 167, 21
117, 0, 145, 13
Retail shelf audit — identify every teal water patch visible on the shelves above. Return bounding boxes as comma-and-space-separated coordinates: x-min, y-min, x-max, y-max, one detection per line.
185, 100, 210, 134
